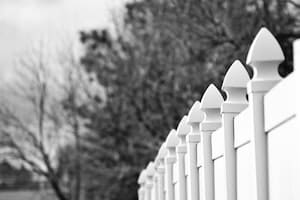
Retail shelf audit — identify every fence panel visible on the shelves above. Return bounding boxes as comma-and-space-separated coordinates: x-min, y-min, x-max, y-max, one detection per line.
137, 28, 300, 200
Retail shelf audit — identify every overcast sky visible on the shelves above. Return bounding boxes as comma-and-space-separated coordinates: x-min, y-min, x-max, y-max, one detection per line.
0, 0, 128, 83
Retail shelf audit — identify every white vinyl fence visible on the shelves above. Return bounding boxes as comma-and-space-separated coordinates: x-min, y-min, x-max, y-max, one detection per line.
137, 27, 300, 200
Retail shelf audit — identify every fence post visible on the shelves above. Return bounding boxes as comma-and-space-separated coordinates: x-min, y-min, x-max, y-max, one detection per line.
200, 84, 223, 200
157, 143, 167, 200
154, 158, 160, 200
146, 162, 156, 200
176, 115, 190, 200
294, 39, 300, 71
165, 129, 179, 200
221, 60, 250, 200
246, 27, 284, 200
187, 101, 204, 200
138, 170, 147, 200
293, 40, 300, 118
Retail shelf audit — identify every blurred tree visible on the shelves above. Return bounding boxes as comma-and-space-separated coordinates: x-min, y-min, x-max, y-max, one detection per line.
0, 160, 36, 190
0, 41, 104, 200
79, 0, 300, 200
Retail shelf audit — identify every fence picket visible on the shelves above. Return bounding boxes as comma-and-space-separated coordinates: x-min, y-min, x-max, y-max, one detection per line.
145, 162, 155, 200
200, 84, 223, 200
165, 130, 179, 200
138, 170, 147, 200
157, 143, 167, 200
176, 116, 190, 200
187, 101, 204, 200
154, 159, 160, 200
294, 40, 300, 120
137, 27, 299, 200
246, 27, 284, 200
221, 60, 250, 200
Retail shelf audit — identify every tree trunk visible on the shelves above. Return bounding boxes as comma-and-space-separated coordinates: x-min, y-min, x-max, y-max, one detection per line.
73, 119, 81, 200
49, 177, 68, 200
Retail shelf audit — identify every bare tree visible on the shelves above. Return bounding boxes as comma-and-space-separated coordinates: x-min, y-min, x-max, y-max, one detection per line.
0, 41, 104, 200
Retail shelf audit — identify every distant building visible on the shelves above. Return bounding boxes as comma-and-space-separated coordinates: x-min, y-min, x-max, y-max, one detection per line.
0, 160, 39, 190
0, 160, 56, 200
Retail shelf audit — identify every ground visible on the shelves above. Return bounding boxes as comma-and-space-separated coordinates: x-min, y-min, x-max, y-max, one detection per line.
0, 190, 55, 200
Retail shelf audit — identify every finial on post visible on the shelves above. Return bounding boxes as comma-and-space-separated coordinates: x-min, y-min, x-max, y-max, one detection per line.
247, 27, 284, 92
158, 143, 167, 161
138, 170, 147, 185
222, 60, 250, 113
146, 162, 155, 178
176, 115, 190, 144
166, 129, 179, 152
188, 101, 204, 125
154, 155, 160, 169
187, 101, 204, 140
200, 84, 224, 127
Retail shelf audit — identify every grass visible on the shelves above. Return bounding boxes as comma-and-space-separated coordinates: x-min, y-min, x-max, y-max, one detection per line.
0, 190, 55, 200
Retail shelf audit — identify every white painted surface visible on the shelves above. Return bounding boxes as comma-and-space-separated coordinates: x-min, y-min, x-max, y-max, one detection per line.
214, 157, 226, 200
212, 128, 224, 159
185, 154, 189, 175
265, 74, 296, 132
174, 182, 179, 200
151, 185, 155, 200
268, 117, 300, 200
236, 144, 255, 200
234, 107, 251, 148
197, 142, 202, 167
186, 175, 190, 200
138, 28, 300, 200
198, 166, 203, 200
173, 163, 178, 183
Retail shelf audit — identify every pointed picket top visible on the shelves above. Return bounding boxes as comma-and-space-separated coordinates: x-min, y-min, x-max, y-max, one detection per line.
154, 155, 160, 168
187, 101, 204, 124
246, 27, 284, 64
138, 170, 147, 184
146, 162, 155, 177
222, 60, 250, 89
165, 129, 179, 149
176, 115, 190, 137
200, 84, 224, 110
158, 143, 167, 159
222, 60, 250, 105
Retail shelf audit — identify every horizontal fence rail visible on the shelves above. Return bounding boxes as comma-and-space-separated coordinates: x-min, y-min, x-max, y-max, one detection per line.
137, 27, 300, 200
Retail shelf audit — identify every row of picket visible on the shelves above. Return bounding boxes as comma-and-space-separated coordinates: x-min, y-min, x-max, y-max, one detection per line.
137, 27, 299, 200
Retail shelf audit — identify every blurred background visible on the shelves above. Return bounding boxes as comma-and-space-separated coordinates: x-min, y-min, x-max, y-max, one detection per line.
0, 0, 299, 200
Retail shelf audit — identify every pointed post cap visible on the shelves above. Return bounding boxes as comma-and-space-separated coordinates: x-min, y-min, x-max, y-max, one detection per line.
222, 60, 250, 90
138, 170, 147, 184
246, 27, 284, 90
176, 115, 190, 137
146, 162, 155, 177
154, 156, 160, 168
200, 84, 223, 127
165, 129, 179, 148
246, 27, 284, 64
222, 60, 250, 106
158, 143, 167, 159
187, 101, 204, 124
200, 84, 224, 110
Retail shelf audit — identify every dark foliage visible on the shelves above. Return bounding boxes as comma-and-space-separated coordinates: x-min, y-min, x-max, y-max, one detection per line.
79, 0, 300, 199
